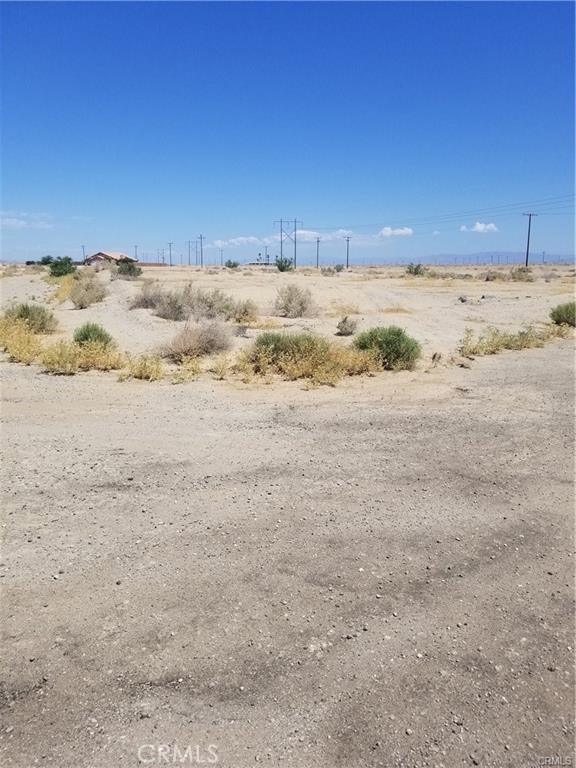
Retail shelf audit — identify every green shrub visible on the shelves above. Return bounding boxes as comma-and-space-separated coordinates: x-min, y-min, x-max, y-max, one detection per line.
354, 326, 421, 370
275, 256, 294, 272
49, 257, 76, 277
550, 301, 575, 327
3, 303, 58, 334
274, 284, 315, 317
406, 263, 425, 276
117, 261, 142, 279
40, 255, 54, 265
73, 322, 113, 346
225, 259, 240, 269
334, 264, 345, 273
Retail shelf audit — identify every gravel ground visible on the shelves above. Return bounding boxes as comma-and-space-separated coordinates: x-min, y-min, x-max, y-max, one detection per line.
0, 341, 574, 768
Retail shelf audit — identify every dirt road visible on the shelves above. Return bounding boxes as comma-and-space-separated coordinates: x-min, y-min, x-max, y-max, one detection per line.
1, 342, 574, 767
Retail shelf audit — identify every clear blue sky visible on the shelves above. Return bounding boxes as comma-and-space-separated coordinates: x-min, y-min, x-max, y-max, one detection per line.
1, 1, 574, 264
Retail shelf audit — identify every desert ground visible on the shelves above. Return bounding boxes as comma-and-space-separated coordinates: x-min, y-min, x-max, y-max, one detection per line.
0, 264, 574, 768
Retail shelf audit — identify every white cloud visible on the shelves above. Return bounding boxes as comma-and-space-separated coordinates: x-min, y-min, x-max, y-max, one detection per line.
433, 230, 441, 236
378, 226, 413, 238
0, 211, 53, 230
460, 221, 498, 233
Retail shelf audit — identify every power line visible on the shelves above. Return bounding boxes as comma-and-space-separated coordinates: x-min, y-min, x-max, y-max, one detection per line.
523, 213, 538, 267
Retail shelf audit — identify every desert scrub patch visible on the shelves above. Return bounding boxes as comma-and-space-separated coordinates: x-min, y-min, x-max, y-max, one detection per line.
171, 356, 202, 384
119, 355, 164, 381
210, 354, 230, 380
162, 321, 232, 362
3, 302, 58, 334
116, 261, 142, 280
70, 276, 108, 308
73, 322, 113, 346
354, 326, 421, 370
510, 266, 534, 282
41, 341, 81, 374
274, 284, 315, 318
46, 273, 77, 303
130, 280, 165, 309
77, 342, 124, 371
233, 299, 258, 324
0, 319, 42, 364
550, 301, 575, 327
460, 324, 569, 356
49, 257, 76, 277
406, 262, 426, 276
336, 316, 358, 336
240, 331, 377, 386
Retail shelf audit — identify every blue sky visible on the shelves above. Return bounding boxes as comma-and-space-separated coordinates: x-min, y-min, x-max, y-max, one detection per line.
1, 1, 574, 264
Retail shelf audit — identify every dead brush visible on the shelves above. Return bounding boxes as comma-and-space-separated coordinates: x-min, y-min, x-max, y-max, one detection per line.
274, 285, 316, 318
162, 320, 232, 362
46, 273, 77, 303
210, 354, 230, 380
0, 318, 41, 364
233, 299, 258, 324
118, 355, 164, 381
70, 277, 107, 308
460, 324, 568, 356
41, 341, 81, 374
77, 342, 125, 371
171, 356, 202, 384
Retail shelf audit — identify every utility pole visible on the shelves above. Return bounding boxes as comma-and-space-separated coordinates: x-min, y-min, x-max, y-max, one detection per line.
316, 237, 320, 269
523, 213, 537, 267
168, 241, 174, 267
345, 236, 351, 269
293, 218, 297, 268
195, 239, 199, 266
219, 248, 223, 266
198, 234, 204, 267
279, 219, 283, 260
186, 240, 191, 266
134, 245, 138, 261
264, 245, 269, 264
81, 245, 86, 261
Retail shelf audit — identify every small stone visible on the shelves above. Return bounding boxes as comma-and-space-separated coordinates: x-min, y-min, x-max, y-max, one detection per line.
405, 728, 413, 736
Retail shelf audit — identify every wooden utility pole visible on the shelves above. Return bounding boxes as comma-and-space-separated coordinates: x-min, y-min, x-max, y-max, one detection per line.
523, 213, 537, 267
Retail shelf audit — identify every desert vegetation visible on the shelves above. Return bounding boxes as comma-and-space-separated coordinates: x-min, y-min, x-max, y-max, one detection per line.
336, 316, 358, 336
459, 324, 568, 356
353, 326, 421, 370
70, 275, 108, 308
274, 284, 315, 318
131, 282, 255, 324
550, 301, 575, 327
3, 303, 58, 334
49, 257, 76, 277
162, 321, 232, 362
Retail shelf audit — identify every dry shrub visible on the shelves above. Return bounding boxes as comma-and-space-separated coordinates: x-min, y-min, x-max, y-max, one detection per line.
130, 281, 165, 309
274, 285, 315, 317
1, 265, 21, 277
162, 320, 232, 361
77, 342, 124, 371
0, 318, 41, 364
119, 355, 164, 381
460, 324, 568, 356
233, 299, 258, 323
70, 277, 107, 308
336, 316, 358, 336
240, 331, 376, 386
3, 303, 57, 333
210, 354, 230, 380
155, 291, 189, 321
382, 304, 411, 314
171, 356, 202, 384
41, 341, 81, 374
510, 267, 534, 282
47, 273, 77, 303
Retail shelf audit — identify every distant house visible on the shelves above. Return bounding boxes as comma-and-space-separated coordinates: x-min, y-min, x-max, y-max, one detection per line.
85, 251, 137, 265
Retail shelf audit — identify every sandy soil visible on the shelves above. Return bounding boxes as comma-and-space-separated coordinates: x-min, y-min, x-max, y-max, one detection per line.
0, 265, 574, 768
